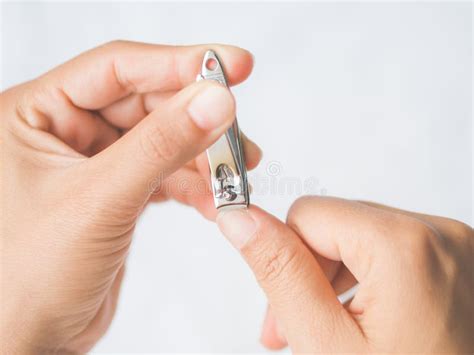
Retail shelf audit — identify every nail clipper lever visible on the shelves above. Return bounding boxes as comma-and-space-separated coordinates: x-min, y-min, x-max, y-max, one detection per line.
196, 50, 249, 209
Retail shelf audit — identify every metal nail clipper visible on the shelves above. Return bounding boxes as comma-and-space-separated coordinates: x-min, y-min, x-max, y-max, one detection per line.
196, 50, 249, 209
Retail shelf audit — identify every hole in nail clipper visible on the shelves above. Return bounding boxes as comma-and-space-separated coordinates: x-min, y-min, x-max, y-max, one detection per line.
205, 58, 218, 71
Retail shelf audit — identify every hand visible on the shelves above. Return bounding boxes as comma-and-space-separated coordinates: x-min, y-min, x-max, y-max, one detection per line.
217, 196, 474, 352
0, 41, 260, 353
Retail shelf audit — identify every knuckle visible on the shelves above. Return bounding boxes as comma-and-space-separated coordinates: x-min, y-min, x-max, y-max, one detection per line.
448, 220, 474, 240
252, 240, 300, 286
395, 218, 473, 298
403, 219, 439, 254
395, 219, 442, 274
139, 120, 184, 165
441, 220, 473, 277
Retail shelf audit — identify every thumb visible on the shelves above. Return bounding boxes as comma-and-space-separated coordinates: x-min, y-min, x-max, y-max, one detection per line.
216, 206, 364, 352
88, 80, 235, 203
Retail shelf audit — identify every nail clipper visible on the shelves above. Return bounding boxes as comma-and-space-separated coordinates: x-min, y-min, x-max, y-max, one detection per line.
196, 50, 249, 210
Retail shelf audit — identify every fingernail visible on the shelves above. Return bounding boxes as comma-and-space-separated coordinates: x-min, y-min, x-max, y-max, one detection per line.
188, 84, 234, 130
242, 132, 263, 160
217, 209, 257, 249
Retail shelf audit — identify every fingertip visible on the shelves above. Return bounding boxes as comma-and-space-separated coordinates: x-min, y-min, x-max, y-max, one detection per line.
260, 334, 287, 351
242, 133, 262, 170
207, 44, 254, 86
260, 308, 287, 350
228, 47, 254, 86
196, 195, 218, 221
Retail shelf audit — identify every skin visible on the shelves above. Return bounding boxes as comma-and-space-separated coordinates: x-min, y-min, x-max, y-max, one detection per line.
1, 41, 261, 353
2, 40, 473, 353
217, 198, 474, 353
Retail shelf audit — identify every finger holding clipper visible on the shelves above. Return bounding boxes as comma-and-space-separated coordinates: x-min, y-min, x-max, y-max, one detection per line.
216, 206, 364, 353
87, 80, 235, 205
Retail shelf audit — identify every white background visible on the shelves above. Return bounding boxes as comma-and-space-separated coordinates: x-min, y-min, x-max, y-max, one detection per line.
1, 2, 472, 353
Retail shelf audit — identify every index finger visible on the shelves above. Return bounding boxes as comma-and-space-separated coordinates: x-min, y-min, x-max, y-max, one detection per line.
286, 196, 432, 282
41, 40, 254, 110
